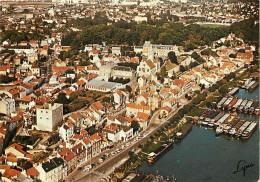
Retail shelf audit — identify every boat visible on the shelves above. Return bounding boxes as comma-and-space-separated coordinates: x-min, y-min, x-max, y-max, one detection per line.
241, 122, 258, 139
208, 111, 220, 127
214, 114, 230, 127
222, 97, 233, 108
249, 101, 259, 113
176, 123, 193, 141
216, 125, 224, 135
246, 80, 256, 90
229, 119, 246, 136
242, 79, 251, 88
228, 98, 238, 110
228, 87, 239, 96
232, 98, 243, 111
239, 99, 248, 112
217, 97, 227, 109
223, 117, 239, 134
244, 100, 253, 113
147, 141, 174, 163
236, 121, 251, 137
249, 81, 259, 91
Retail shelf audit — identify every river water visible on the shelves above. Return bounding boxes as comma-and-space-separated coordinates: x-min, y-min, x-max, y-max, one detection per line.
138, 86, 259, 182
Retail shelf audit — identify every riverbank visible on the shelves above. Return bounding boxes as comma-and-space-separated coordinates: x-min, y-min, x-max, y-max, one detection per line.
111, 65, 259, 181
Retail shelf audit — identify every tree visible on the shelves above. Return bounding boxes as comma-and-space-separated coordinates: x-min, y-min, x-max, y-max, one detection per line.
168, 51, 178, 64
17, 159, 33, 170
191, 52, 200, 60
131, 120, 140, 133
55, 93, 69, 104
180, 65, 186, 72
126, 85, 132, 93
65, 68, 75, 74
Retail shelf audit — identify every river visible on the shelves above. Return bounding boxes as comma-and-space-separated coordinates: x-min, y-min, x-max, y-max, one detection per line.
137, 86, 259, 182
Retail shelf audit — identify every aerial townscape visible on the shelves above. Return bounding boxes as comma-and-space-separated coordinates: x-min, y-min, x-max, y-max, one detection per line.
0, 0, 259, 181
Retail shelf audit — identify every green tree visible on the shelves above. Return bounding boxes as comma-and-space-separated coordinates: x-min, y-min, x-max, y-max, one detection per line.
131, 120, 140, 133
55, 93, 69, 104
168, 51, 178, 64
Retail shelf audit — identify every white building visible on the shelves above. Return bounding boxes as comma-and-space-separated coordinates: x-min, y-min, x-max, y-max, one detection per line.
85, 79, 122, 93
36, 157, 66, 182
0, 94, 15, 115
143, 41, 179, 59
111, 66, 134, 79
36, 103, 63, 132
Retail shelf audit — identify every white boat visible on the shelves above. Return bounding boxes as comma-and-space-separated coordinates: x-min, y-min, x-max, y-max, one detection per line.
229, 128, 237, 135
216, 125, 224, 135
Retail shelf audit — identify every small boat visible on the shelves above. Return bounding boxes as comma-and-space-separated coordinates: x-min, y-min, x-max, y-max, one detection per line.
216, 125, 224, 135
241, 122, 258, 139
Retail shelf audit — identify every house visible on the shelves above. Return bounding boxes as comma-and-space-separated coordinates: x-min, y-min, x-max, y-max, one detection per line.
71, 143, 86, 166
26, 167, 40, 180
138, 76, 147, 87
59, 120, 75, 142
0, 94, 15, 115
89, 133, 102, 156
36, 157, 66, 182
59, 148, 77, 175
113, 90, 126, 105
103, 124, 121, 142
162, 98, 178, 112
5, 143, 31, 159
136, 112, 149, 129
36, 103, 63, 132
114, 115, 128, 126
136, 59, 156, 77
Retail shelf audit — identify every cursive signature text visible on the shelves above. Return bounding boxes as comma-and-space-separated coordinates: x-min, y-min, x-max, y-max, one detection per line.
233, 160, 254, 177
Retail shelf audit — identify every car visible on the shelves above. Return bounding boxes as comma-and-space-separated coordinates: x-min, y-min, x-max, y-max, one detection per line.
105, 153, 110, 158
99, 158, 104, 163
78, 167, 82, 170
121, 145, 125, 150
84, 167, 91, 172
86, 165, 92, 169
126, 143, 130, 147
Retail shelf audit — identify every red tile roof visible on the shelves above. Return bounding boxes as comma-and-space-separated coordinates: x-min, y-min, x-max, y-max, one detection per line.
26, 167, 39, 176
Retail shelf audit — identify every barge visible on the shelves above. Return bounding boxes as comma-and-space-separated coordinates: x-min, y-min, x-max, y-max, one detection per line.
241, 122, 258, 139
147, 141, 174, 163
176, 123, 193, 141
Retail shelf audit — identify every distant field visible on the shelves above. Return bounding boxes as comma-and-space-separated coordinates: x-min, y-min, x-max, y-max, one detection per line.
198, 23, 230, 28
